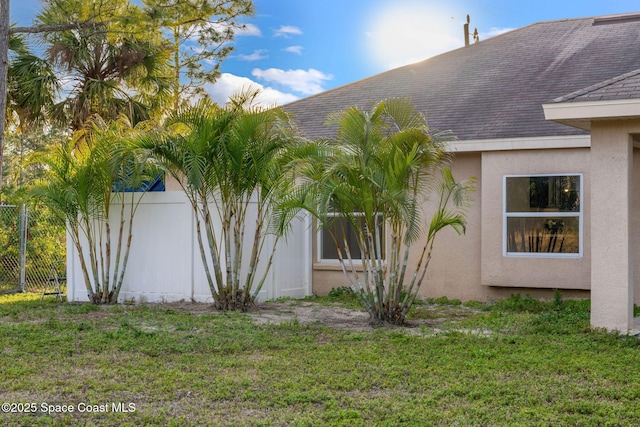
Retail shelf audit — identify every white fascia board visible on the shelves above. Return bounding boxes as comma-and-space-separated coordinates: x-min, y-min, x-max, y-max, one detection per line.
543, 99, 640, 126
449, 134, 590, 152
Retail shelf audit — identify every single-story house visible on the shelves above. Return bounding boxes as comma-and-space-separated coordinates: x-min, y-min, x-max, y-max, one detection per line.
66, 12, 640, 332
282, 12, 640, 332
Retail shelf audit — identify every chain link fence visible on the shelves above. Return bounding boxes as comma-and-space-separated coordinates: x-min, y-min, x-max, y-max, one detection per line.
0, 205, 21, 293
0, 204, 66, 294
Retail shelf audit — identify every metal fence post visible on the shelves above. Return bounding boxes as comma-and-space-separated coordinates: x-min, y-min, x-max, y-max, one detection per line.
18, 204, 28, 292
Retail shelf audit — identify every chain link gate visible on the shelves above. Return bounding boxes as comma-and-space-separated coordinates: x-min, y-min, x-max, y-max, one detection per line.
0, 204, 66, 294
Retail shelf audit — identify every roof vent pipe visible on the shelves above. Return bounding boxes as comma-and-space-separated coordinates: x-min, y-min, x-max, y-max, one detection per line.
464, 14, 479, 46
464, 14, 470, 46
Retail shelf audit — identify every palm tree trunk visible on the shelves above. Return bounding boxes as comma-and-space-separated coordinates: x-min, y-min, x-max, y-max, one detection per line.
251, 233, 278, 300
232, 203, 245, 305
396, 234, 411, 302
387, 228, 400, 308
340, 238, 376, 317
83, 214, 101, 302
113, 209, 134, 303
70, 227, 95, 301
244, 214, 263, 303
220, 202, 233, 305
111, 194, 126, 302
203, 199, 226, 305
194, 202, 221, 305
239, 195, 253, 290
96, 218, 106, 298
103, 215, 112, 303
401, 237, 436, 318
113, 192, 135, 303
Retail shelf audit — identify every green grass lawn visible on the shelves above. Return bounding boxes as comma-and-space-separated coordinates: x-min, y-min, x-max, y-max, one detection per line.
1, 292, 640, 426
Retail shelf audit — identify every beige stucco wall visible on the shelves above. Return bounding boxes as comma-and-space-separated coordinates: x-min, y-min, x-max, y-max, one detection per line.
311, 152, 488, 300
480, 148, 591, 290
634, 146, 640, 306
410, 153, 484, 300
589, 120, 640, 331
310, 148, 599, 302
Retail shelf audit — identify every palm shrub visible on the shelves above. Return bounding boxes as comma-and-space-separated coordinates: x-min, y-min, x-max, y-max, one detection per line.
293, 98, 474, 324
30, 116, 160, 304
140, 94, 300, 310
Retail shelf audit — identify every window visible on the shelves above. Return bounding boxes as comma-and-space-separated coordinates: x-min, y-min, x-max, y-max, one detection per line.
117, 172, 165, 192
319, 213, 385, 262
504, 174, 582, 257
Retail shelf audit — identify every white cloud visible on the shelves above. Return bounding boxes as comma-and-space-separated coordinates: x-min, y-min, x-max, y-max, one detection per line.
365, 3, 464, 70
284, 45, 303, 55
205, 73, 299, 107
274, 25, 302, 38
237, 49, 268, 61
235, 23, 262, 37
251, 68, 332, 95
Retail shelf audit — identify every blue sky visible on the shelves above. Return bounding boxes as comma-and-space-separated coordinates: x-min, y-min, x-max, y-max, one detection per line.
11, 0, 640, 105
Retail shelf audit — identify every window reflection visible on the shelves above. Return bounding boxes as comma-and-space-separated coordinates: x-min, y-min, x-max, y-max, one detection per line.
505, 175, 581, 256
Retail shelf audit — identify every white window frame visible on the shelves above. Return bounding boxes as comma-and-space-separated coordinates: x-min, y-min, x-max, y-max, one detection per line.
503, 173, 583, 258
318, 212, 385, 263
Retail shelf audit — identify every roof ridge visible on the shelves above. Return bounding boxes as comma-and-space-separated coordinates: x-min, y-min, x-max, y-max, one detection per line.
531, 12, 640, 26
551, 68, 640, 103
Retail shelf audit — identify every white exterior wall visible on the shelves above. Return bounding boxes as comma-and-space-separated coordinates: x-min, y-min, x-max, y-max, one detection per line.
66, 191, 312, 303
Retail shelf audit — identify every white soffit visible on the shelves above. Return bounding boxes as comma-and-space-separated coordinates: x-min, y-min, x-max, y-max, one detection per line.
450, 134, 590, 152
543, 99, 640, 130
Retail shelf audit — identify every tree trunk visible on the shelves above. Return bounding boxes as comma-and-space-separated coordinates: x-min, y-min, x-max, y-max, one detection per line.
0, 0, 9, 201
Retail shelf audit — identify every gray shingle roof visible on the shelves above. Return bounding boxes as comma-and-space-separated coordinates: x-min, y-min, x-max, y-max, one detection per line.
551, 68, 640, 103
284, 13, 640, 142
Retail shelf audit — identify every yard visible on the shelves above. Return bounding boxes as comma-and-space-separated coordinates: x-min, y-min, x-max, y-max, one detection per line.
1, 291, 640, 426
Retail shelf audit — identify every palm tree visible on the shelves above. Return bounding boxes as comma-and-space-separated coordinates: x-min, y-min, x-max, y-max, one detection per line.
29, 116, 161, 303
45, 31, 171, 130
293, 98, 474, 325
7, 35, 58, 134
140, 91, 300, 310
1, 35, 59, 197
38, 0, 171, 131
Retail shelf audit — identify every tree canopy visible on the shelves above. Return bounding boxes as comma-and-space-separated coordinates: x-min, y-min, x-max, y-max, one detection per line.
0, 0, 255, 198
144, 0, 254, 109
